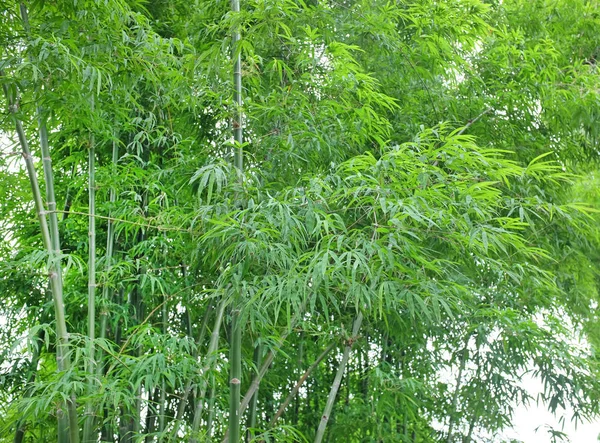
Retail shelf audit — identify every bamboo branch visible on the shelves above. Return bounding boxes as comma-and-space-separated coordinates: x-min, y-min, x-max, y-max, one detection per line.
47, 210, 191, 233
269, 341, 336, 426
456, 107, 492, 136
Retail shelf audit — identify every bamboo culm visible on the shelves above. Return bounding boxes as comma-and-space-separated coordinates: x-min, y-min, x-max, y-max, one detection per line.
190, 299, 227, 442
229, 0, 244, 439
314, 313, 363, 443
83, 98, 97, 443
228, 309, 242, 443
246, 343, 262, 442
1, 71, 78, 443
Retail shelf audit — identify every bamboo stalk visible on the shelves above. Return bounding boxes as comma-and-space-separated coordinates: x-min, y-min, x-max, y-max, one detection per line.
222, 299, 309, 442
96, 135, 119, 441
314, 313, 363, 443
245, 343, 261, 441
190, 298, 227, 442
269, 341, 336, 426
83, 97, 97, 443
157, 298, 168, 437
229, 0, 243, 438
232, 0, 243, 170
228, 309, 242, 443
205, 377, 216, 439
1, 71, 77, 443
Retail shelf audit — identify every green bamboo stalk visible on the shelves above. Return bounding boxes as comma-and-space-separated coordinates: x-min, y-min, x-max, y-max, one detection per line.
97, 135, 119, 441
205, 377, 216, 439
1, 71, 77, 443
190, 298, 227, 442
228, 309, 242, 443
157, 298, 168, 437
229, 0, 243, 438
222, 299, 309, 442
269, 341, 336, 427
314, 313, 363, 443
17, 6, 76, 439
245, 343, 261, 442
83, 98, 97, 443
232, 0, 243, 170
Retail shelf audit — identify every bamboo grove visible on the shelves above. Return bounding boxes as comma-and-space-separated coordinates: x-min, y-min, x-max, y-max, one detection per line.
1, 0, 600, 442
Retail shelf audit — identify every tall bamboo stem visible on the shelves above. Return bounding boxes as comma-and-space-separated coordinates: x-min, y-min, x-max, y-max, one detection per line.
1, 71, 78, 443
229, 0, 243, 439
190, 299, 227, 442
314, 313, 363, 443
246, 343, 261, 441
222, 299, 308, 441
83, 98, 97, 443
228, 309, 242, 443
96, 135, 119, 441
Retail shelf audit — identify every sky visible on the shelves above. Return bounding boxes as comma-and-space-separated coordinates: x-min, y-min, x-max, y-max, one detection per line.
503, 373, 600, 442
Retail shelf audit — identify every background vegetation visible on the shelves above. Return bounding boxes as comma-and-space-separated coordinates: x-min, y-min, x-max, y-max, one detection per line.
1, 0, 599, 442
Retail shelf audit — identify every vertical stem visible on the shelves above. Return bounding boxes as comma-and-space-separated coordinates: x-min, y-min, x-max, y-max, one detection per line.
246, 343, 261, 441
1, 72, 77, 443
230, 0, 243, 438
314, 313, 363, 443
97, 135, 118, 441
157, 298, 168, 437
144, 388, 159, 443
190, 299, 227, 442
232, 0, 243, 170
206, 378, 216, 439
83, 98, 97, 443
228, 309, 242, 443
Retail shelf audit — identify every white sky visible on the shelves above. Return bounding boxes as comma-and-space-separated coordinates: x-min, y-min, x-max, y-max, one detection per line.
503, 373, 600, 442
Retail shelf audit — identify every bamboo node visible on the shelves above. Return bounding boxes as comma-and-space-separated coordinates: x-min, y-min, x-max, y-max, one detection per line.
230, 378, 241, 385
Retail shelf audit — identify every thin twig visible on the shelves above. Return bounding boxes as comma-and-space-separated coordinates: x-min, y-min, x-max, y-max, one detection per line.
47, 210, 191, 233
456, 107, 493, 136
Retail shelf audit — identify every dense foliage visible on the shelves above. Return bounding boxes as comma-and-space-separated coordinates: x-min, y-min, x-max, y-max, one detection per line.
1, 0, 599, 442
